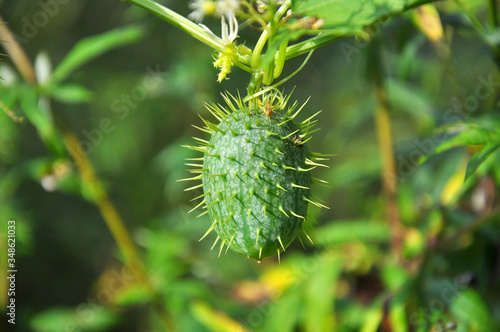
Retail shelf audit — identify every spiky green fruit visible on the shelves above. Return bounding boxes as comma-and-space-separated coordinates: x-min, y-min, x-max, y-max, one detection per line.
183, 93, 329, 261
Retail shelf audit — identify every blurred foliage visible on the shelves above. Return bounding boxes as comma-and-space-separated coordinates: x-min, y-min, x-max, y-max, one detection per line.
1, 0, 500, 332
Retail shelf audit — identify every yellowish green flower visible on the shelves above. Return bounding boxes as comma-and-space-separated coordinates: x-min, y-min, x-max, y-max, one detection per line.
200, 15, 251, 82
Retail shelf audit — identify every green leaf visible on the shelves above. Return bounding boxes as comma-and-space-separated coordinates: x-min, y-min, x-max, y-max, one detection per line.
465, 142, 500, 181
301, 253, 342, 332
191, 301, 250, 332
419, 125, 494, 164
30, 306, 118, 332
312, 220, 390, 246
385, 78, 434, 130
18, 85, 66, 157
262, 289, 302, 332
381, 264, 409, 291
48, 84, 93, 103
450, 289, 494, 331
292, 0, 438, 31
389, 297, 408, 332
113, 284, 152, 307
360, 297, 384, 332
48, 26, 144, 87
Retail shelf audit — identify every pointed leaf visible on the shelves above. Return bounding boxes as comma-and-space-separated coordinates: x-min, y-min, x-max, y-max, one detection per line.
419, 126, 493, 164
411, 4, 443, 43
48, 84, 93, 104
450, 289, 494, 331
312, 220, 390, 245
465, 142, 500, 181
191, 301, 249, 332
30, 306, 118, 332
301, 253, 342, 332
262, 289, 302, 332
48, 26, 144, 86
360, 297, 384, 332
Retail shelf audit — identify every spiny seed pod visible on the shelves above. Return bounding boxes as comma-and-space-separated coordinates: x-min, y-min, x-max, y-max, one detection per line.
181, 92, 330, 261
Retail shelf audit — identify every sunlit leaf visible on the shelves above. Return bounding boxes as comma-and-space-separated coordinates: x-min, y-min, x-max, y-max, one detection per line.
113, 284, 152, 307
312, 220, 389, 246
411, 4, 443, 43
301, 252, 342, 332
450, 289, 494, 331
30, 307, 118, 332
191, 301, 249, 332
440, 161, 467, 206
389, 295, 409, 332
262, 289, 302, 332
360, 298, 384, 332
419, 125, 494, 164
381, 264, 409, 291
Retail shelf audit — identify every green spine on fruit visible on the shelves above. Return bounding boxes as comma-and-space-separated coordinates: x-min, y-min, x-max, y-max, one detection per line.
181, 92, 329, 261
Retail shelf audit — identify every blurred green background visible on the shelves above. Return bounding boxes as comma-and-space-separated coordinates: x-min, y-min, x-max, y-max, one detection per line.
1, 0, 499, 331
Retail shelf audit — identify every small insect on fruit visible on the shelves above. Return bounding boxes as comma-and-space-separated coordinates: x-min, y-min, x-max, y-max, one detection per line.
263, 99, 274, 118
181, 91, 330, 261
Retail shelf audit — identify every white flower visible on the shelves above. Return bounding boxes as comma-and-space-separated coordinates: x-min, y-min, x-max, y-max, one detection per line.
200, 14, 239, 47
188, 0, 217, 22
216, 0, 241, 18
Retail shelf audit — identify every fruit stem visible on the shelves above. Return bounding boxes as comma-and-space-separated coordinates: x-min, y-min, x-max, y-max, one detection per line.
274, 40, 288, 79
247, 70, 264, 105
251, 29, 269, 69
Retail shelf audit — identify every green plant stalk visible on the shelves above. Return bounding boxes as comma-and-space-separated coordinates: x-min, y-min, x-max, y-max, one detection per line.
124, 0, 220, 50
274, 40, 288, 79
369, 40, 403, 262
262, 3, 280, 86
47, 26, 145, 88
284, 33, 343, 60
124, 0, 252, 71
375, 83, 403, 262
124, 0, 444, 82
488, 0, 500, 67
251, 29, 269, 69
62, 131, 175, 331
244, 50, 313, 103
123, 0, 338, 84
489, 0, 499, 28
0, 15, 36, 85
455, 0, 485, 32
